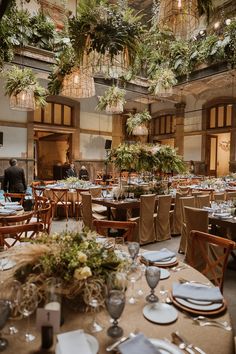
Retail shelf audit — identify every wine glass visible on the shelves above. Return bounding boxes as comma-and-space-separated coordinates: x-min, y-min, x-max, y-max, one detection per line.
145, 266, 161, 303
127, 242, 140, 264
137, 263, 146, 297
1, 279, 22, 335
18, 283, 38, 342
126, 263, 142, 304
105, 290, 125, 338
0, 300, 10, 351
83, 285, 104, 333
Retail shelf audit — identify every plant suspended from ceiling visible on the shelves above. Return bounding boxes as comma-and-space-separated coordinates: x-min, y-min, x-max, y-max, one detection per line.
4, 66, 47, 108
126, 109, 152, 135
96, 85, 126, 113
148, 66, 177, 96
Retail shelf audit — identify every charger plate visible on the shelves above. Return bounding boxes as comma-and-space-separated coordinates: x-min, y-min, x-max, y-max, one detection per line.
141, 256, 178, 268
170, 293, 227, 315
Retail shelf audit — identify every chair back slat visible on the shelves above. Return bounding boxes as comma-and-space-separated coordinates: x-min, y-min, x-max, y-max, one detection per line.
0, 222, 44, 248
4, 193, 25, 205
189, 230, 235, 292
93, 220, 136, 241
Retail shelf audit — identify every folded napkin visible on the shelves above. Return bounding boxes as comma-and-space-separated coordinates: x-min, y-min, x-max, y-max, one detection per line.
4, 205, 23, 211
143, 248, 176, 262
57, 330, 92, 354
2, 202, 20, 206
172, 282, 223, 303
0, 209, 17, 215
118, 333, 161, 354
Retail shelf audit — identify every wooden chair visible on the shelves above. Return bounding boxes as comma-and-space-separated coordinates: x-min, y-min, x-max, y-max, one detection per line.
213, 193, 225, 202
225, 191, 236, 201
170, 192, 189, 236
189, 230, 235, 292
0, 211, 34, 227
154, 195, 172, 241
4, 193, 25, 205
195, 194, 211, 209
50, 188, 72, 221
184, 206, 209, 266
32, 201, 55, 234
31, 185, 45, 199
34, 195, 49, 211
93, 220, 136, 242
129, 194, 156, 245
178, 196, 195, 253
42, 180, 57, 186
80, 192, 106, 230
0, 222, 44, 248
90, 187, 107, 215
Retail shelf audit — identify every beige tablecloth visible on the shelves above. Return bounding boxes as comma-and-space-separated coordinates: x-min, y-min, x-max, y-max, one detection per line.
3, 263, 234, 354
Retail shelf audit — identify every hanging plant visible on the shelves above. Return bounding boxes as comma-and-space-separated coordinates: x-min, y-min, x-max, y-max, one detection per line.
126, 109, 152, 135
148, 67, 177, 97
4, 66, 47, 108
68, 0, 142, 69
96, 85, 126, 114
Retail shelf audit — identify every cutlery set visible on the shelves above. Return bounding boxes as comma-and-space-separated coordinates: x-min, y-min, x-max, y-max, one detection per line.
171, 332, 206, 354
184, 313, 232, 331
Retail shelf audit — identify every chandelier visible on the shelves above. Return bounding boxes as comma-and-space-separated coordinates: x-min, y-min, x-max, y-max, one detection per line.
10, 89, 35, 111
158, 0, 199, 39
61, 67, 95, 99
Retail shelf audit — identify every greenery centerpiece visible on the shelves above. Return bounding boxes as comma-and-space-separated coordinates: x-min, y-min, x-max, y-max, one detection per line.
3, 230, 126, 306
4, 66, 47, 111
126, 109, 152, 135
96, 85, 126, 114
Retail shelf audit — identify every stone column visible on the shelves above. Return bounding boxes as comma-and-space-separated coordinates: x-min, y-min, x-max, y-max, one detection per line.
174, 102, 186, 156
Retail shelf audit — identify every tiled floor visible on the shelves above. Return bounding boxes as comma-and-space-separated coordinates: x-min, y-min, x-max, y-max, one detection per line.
51, 218, 236, 334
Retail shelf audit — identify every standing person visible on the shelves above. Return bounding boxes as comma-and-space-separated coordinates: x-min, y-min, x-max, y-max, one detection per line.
3, 158, 27, 195
79, 165, 89, 181
66, 162, 77, 178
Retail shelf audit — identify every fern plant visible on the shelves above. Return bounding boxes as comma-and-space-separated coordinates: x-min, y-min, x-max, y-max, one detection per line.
126, 110, 152, 135
96, 85, 126, 112
4, 66, 47, 107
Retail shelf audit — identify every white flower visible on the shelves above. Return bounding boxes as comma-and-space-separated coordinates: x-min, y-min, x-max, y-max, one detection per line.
77, 251, 87, 263
74, 266, 92, 280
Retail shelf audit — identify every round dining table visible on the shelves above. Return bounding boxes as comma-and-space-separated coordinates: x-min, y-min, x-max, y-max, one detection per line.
2, 258, 234, 354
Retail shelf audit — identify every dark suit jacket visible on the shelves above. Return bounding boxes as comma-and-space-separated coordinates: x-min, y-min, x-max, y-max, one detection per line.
3, 165, 27, 193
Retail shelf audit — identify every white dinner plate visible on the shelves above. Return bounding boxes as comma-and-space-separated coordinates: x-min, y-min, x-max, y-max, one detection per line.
143, 303, 178, 324
142, 251, 177, 265
55, 333, 99, 354
149, 338, 183, 354
174, 297, 223, 311
0, 258, 16, 271
160, 268, 170, 280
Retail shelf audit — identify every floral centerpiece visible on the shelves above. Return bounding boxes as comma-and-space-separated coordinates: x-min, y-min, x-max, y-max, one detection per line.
59, 177, 94, 189
3, 230, 127, 307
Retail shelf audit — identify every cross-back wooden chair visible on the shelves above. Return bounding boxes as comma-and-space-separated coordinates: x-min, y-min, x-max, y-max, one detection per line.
33, 201, 55, 234
31, 185, 45, 199
0, 222, 44, 248
0, 211, 34, 227
34, 195, 49, 212
4, 193, 25, 205
50, 188, 72, 221
189, 230, 235, 292
93, 220, 137, 242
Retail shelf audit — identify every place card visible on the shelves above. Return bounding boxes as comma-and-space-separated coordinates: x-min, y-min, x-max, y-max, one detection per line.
36, 306, 60, 333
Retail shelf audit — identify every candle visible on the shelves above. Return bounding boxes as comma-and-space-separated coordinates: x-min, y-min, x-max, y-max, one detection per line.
45, 301, 60, 311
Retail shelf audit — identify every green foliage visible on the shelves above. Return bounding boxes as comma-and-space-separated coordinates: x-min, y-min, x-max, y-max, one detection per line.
96, 85, 126, 112
126, 110, 152, 134
148, 67, 177, 95
4, 66, 47, 107
108, 143, 186, 174
68, 0, 143, 65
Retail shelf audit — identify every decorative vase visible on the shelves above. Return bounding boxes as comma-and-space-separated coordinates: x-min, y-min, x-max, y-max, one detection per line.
105, 101, 124, 114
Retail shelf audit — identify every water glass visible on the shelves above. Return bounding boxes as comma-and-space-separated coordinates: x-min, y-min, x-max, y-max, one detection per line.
126, 263, 142, 304
105, 290, 125, 338
145, 266, 161, 303
128, 242, 140, 263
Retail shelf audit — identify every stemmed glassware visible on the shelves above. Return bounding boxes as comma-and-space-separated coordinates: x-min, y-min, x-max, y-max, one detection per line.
1, 280, 22, 335
105, 290, 125, 338
18, 283, 39, 342
127, 242, 140, 264
126, 264, 142, 304
145, 266, 161, 303
84, 286, 104, 333
0, 300, 10, 351
137, 264, 146, 297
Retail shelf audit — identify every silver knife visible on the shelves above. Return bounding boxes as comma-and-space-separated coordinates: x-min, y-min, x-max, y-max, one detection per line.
106, 335, 129, 352
174, 332, 206, 354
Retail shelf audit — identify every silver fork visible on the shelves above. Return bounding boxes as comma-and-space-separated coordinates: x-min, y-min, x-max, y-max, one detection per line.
178, 277, 212, 286
194, 320, 232, 331
192, 315, 230, 327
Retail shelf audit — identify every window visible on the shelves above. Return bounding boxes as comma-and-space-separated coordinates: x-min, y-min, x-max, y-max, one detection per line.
154, 114, 175, 135
207, 104, 232, 129
34, 103, 72, 126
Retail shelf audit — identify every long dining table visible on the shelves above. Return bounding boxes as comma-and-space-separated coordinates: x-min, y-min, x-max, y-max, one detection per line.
2, 259, 234, 354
